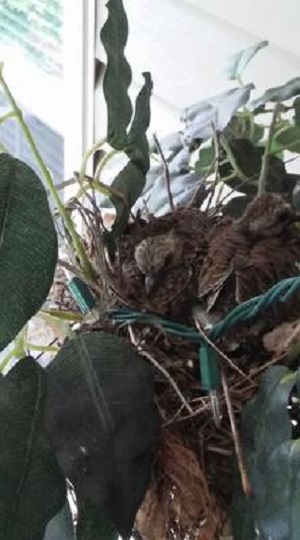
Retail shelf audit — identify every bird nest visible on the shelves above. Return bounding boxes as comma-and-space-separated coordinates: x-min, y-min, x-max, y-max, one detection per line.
53, 193, 300, 540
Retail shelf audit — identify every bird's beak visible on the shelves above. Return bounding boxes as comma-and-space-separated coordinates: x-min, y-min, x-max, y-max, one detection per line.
145, 275, 155, 295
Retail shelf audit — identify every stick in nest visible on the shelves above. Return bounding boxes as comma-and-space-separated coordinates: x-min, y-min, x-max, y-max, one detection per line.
128, 325, 194, 415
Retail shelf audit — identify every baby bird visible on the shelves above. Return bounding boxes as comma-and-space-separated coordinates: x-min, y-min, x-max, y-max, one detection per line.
134, 231, 182, 294
198, 193, 300, 319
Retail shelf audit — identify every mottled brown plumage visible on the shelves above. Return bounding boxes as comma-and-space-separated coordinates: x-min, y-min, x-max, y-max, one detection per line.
115, 207, 214, 319
198, 193, 300, 320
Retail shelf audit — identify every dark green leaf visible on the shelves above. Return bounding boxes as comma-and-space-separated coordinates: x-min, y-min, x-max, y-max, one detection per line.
222, 195, 254, 218
46, 332, 158, 540
251, 77, 300, 109
220, 138, 294, 195
108, 161, 147, 240
0, 357, 66, 540
44, 504, 75, 540
77, 499, 118, 540
224, 114, 264, 144
126, 72, 152, 173
273, 125, 300, 154
101, 0, 132, 149
0, 154, 57, 352
293, 97, 300, 126
194, 143, 215, 173
226, 40, 268, 81
231, 366, 295, 540
255, 440, 300, 539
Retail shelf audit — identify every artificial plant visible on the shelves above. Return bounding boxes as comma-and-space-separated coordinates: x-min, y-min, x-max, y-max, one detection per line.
1, 1, 300, 539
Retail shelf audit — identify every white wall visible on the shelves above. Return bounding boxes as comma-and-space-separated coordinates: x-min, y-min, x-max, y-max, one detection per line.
96, 0, 300, 138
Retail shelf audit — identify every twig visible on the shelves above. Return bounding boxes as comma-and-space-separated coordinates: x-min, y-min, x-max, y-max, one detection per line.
153, 133, 174, 211
128, 325, 194, 415
206, 123, 221, 210
193, 313, 252, 382
257, 102, 281, 195
221, 370, 252, 498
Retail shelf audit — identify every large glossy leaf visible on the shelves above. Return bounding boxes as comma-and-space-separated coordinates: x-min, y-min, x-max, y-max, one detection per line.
231, 366, 295, 539
46, 332, 158, 540
0, 154, 57, 352
251, 77, 300, 109
101, 0, 132, 149
77, 499, 118, 540
0, 357, 66, 540
226, 40, 268, 81
181, 84, 254, 144
44, 504, 75, 540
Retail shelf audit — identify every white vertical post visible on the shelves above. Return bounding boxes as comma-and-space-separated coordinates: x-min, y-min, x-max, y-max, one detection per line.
63, 0, 96, 182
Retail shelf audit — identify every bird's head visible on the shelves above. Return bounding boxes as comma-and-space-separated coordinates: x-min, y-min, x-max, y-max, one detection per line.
236, 193, 295, 236
134, 231, 181, 294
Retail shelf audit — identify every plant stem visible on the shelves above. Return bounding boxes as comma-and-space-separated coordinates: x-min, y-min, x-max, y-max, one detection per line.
0, 70, 95, 280
79, 137, 107, 184
220, 135, 250, 184
257, 102, 281, 195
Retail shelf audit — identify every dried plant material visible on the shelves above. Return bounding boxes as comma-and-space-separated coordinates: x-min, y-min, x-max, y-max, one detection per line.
135, 487, 167, 540
263, 319, 300, 358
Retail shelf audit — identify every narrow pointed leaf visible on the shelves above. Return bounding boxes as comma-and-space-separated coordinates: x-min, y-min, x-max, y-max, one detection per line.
101, 0, 132, 149
0, 154, 57, 352
251, 77, 300, 109
0, 357, 66, 540
126, 72, 152, 172
46, 332, 158, 539
226, 40, 268, 80
108, 161, 147, 240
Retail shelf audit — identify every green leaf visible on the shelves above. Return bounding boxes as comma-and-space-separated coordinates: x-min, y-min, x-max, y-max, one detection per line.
77, 499, 119, 540
44, 504, 75, 540
108, 161, 147, 241
126, 72, 152, 173
255, 440, 300, 539
0, 357, 66, 540
220, 138, 294, 195
293, 97, 300, 126
194, 143, 215, 173
231, 366, 295, 540
222, 195, 254, 218
224, 114, 264, 144
226, 40, 268, 81
273, 124, 300, 154
0, 154, 57, 352
251, 77, 300, 109
46, 332, 158, 540
101, 0, 132, 149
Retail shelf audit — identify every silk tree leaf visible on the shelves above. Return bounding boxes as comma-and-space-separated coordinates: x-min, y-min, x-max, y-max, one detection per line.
0, 357, 66, 540
231, 366, 295, 540
0, 154, 57, 352
181, 84, 254, 144
126, 72, 152, 173
45, 332, 158, 540
251, 77, 300, 110
255, 440, 300, 539
77, 499, 118, 540
44, 504, 75, 540
226, 40, 268, 80
273, 125, 300, 154
101, 0, 132, 149
108, 160, 146, 240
